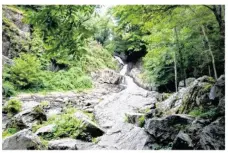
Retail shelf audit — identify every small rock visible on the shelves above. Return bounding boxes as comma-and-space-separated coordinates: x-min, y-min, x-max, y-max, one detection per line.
35, 124, 56, 135
55, 98, 64, 102
125, 112, 145, 127
48, 138, 78, 150
85, 108, 94, 113
2, 129, 43, 150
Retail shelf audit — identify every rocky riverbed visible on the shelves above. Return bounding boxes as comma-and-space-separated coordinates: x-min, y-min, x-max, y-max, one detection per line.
2, 59, 225, 150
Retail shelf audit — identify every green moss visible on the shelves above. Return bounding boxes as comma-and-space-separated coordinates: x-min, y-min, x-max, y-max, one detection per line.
38, 136, 49, 149
40, 101, 49, 107
138, 115, 145, 127
92, 137, 99, 144
189, 108, 203, 117
202, 83, 213, 92
162, 93, 172, 100
2, 128, 18, 138
4, 5, 24, 14
173, 124, 188, 131
200, 108, 218, 119
124, 115, 129, 123
189, 107, 218, 119
207, 77, 215, 83
3, 99, 22, 117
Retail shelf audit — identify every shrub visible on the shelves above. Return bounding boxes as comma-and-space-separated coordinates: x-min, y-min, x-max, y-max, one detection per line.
41, 67, 93, 91
2, 81, 16, 97
33, 108, 87, 140
188, 109, 203, 117
3, 99, 22, 116
10, 53, 43, 89
189, 107, 218, 119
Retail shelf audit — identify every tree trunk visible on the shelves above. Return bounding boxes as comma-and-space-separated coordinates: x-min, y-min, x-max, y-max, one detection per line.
204, 5, 225, 51
174, 51, 178, 92
208, 65, 211, 77
201, 25, 218, 80
174, 27, 186, 87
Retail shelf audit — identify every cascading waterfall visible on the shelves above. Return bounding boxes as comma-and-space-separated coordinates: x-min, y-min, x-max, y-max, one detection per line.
114, 56, 145, 91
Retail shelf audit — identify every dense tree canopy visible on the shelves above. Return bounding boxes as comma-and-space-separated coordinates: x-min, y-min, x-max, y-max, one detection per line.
2, 5, 225, 95
111, 5, 225, 91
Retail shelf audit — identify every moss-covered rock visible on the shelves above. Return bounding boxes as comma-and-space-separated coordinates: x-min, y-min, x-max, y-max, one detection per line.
2, 6, 31, 59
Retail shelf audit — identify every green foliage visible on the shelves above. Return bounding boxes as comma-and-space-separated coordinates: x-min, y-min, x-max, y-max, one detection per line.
2, 128, 19, 139
9, 53, 43, 89
138, 115, 145, 127
202, 83, 213, 92
3, 99, 22, 116
189, 109, 203, 117
26, 5, 96, 62
32, 108, 88, 140
2, 81, 16, 97
92, 137, 99, 144
189, 107, 218, 119
79, 41, 117, 72
41, 68, 93, 91
111, 5, 224, 88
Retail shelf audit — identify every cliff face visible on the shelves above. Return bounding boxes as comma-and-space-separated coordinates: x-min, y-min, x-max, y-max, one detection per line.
2, 6, 31, 59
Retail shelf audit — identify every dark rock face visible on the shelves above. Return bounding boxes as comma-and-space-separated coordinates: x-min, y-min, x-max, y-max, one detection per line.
196, 117, 225, 150
144, 114, 194, 145
144, 75, 225, 150
2, 129, 43, 150
172, 131, 193, 150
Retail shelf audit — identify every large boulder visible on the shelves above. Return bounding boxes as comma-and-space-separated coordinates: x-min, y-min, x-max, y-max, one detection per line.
144, 114, 194, 145
74, 112, 104, 141
6, 105, 47, 129
178, 78, 196, 90
196, 117, 225, 150
156, 88, 188, 116
96, 69, 124, 84
2, 129, 43, 150
209, 75, 225, 102
156, 76, 216, 116
178, 76, 216, 114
